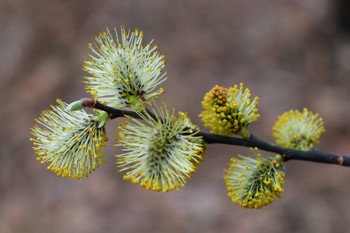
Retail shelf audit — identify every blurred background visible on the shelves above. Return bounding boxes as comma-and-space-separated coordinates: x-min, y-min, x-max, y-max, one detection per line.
1, 0, 350, 232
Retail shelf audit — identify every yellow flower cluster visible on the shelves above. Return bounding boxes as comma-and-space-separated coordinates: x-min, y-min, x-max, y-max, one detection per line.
273, 108, 325, 151
83, 26, 167, 111
224, 150, 285, 209
116, 105, 205, 192
200, 83, 259, 136
30, 99, 108, 179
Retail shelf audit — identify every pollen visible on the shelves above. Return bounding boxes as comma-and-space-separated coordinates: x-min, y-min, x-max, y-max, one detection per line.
224, 149, 285, 209
30, 99, 108, 179
115, 103, 206, 192
199, 84, 260, 136
83, 26, 167, 111
273, 108, 325, 151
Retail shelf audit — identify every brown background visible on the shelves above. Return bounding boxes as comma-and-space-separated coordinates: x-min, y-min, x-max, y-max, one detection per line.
1, 0, 350, 232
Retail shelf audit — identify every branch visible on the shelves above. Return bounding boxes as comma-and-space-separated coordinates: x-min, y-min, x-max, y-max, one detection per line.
82, 98, 350, 167
82, 98, 157, 120
200, 132, 350, 166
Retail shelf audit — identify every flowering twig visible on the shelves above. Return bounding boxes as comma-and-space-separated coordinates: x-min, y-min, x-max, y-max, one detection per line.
83, 98, 350, 167
30, 26, 350, 208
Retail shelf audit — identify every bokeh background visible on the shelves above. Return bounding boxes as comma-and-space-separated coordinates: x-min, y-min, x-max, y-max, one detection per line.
1, 0, 350, 232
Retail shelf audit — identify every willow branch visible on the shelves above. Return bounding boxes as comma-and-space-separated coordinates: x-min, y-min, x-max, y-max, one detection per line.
82, 98, 350, 167
199, 132, 350, 166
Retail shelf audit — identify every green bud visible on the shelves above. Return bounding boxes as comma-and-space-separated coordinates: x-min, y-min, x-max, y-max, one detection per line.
66, 99, 85, 111
94, 110, 110, 128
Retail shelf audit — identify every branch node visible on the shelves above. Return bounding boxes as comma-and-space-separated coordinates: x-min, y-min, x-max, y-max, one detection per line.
81, 98, 96, 108
337, 156, 344, 165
